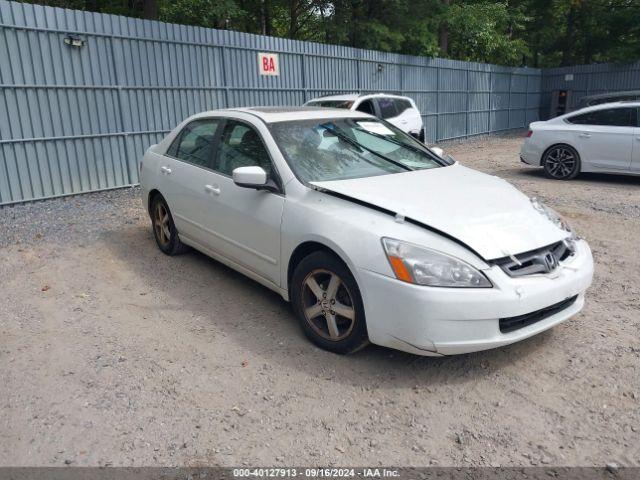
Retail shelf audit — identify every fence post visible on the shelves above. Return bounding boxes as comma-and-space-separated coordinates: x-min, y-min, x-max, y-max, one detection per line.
435, 64, 440, 142
487, 70, 492, 134
300, 52, 308, 102
220, 44, 231, 108
508, 70, 512, 131
465, 66, 470, 138
108, 35, 133, 184
356, 49, 361, 94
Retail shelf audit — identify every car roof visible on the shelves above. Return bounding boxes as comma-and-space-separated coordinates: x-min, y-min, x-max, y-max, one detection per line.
580, 90, 640, 102
306, 93, 360, 102
559, 101, 640, 119
306, 92, 412, 103
192, 106, 376, 123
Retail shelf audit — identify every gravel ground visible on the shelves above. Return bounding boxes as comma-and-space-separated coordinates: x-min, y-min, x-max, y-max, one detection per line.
1, 133, 639, 468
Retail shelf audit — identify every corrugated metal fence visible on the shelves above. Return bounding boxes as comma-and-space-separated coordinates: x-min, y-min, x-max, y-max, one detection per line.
1, 0, 543, 205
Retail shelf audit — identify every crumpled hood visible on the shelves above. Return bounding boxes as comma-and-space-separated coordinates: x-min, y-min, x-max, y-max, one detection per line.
311, 164, 568, 260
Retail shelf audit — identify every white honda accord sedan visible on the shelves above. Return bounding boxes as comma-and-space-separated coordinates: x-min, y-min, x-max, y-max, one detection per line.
140, 107, 594, 356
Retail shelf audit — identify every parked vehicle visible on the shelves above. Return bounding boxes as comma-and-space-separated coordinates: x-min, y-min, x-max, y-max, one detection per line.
575, 90, 640, 110
140, 107, 593, 356
304, 93, 425, 142
521, 101, 640, 180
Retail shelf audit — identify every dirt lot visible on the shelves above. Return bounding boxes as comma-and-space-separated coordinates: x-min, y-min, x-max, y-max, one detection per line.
1, 133, 639, 468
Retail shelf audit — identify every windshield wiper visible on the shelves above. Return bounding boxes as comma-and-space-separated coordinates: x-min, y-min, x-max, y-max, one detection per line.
318, 124, 413, 172
353, 125, 438, 159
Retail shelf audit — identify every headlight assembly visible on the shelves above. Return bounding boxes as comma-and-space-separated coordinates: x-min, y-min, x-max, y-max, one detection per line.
382, 238, 492, 288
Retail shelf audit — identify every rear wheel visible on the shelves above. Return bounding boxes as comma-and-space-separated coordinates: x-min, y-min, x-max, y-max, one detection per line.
543, 145, 580, 180
291, 251, 369, 354
150, 194, 189, 255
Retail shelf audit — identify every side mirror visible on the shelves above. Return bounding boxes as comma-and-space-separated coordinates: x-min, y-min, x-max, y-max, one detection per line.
431, 147, 444, 157
232, 166, 279, 192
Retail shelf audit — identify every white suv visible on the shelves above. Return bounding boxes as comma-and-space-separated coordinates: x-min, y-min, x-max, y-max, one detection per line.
305, 93, 424, 142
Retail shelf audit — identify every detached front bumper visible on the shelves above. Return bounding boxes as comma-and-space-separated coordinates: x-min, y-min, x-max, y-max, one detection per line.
358, 239, 594, 356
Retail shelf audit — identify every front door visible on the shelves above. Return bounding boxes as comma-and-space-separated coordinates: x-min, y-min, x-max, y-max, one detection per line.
197, 119, 284, 285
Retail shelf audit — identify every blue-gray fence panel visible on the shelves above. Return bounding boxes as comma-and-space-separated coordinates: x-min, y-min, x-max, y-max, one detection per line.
0, 0, 543, 205
541, 61, 640, 118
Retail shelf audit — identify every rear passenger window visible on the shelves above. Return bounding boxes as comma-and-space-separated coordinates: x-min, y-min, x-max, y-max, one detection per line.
167, 120, 220, 168
377, 98, 399, 119
567, 108, 636, 127
394, 99, 412, 114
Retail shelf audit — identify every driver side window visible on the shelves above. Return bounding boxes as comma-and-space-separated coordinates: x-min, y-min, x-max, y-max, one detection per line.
215, 121, 273, 176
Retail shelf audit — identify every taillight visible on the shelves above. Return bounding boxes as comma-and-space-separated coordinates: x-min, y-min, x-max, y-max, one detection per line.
526, 130, 533, 138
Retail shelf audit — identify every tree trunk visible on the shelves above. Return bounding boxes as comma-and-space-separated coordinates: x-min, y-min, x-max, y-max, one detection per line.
289, 0, 298, 39
85, 0, 99, 12
348, 0, 361, 47
561, 4, 575, 66
439, 0, 451, 55
260, 0, 273, 36
142, 0, 158, 19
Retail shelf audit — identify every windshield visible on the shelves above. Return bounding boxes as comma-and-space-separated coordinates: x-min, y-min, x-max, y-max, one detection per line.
270, 118, 446, 183
306, 100, 354, 109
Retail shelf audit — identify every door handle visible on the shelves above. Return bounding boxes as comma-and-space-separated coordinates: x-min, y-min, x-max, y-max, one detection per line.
579, 133, 591, 138
161, 166, 172, 174
205, 184, 221, 195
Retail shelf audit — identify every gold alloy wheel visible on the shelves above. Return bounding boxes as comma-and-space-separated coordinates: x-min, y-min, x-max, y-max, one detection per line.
301, 268, 356, 341
154, 201, 171, 247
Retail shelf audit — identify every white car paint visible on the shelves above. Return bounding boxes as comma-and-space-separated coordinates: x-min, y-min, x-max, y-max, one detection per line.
521, 101, 640, 176
140, 107, 593, 356
304, 93, 424, 139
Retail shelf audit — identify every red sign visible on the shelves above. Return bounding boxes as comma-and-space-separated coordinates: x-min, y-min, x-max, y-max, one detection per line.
258, 53, 279, 76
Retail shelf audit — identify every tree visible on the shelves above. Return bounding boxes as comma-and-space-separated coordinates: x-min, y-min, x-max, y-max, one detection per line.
446, 1, 529, 66
18, 0, 640, 67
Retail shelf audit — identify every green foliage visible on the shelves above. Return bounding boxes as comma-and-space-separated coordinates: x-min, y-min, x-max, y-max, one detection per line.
18, 0, 640, 67
446, 2, 529, 66
159, 0, 243, 29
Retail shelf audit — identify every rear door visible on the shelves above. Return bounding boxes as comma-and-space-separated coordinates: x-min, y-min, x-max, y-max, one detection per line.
566, 107, 636, 171
159, 118, 222, 243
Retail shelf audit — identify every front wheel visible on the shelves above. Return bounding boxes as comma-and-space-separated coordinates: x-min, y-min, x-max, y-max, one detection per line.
543, 145, 581, 180
290, 251, 369, 354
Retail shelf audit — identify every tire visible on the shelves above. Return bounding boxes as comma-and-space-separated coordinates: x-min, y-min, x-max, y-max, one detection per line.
150, 194, 189, 255
542, 145, 581, 180
290, 251, 369, 354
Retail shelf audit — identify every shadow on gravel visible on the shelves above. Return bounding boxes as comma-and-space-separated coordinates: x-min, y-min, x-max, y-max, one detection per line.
513, 167, 640, 186
101, 223, 554, 389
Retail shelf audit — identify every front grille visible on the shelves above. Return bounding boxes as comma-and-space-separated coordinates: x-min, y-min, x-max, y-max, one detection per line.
499, 295, 578, 333
492, 240, 575, 277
